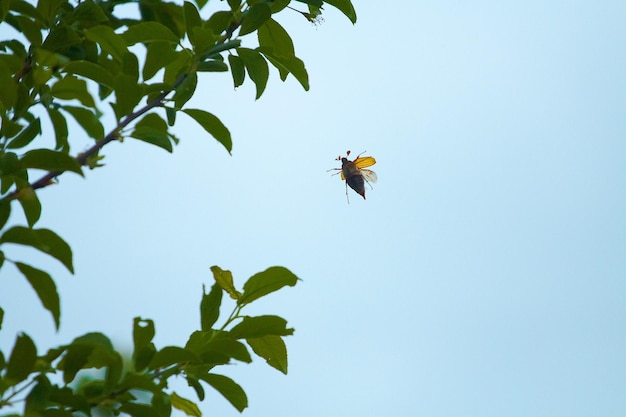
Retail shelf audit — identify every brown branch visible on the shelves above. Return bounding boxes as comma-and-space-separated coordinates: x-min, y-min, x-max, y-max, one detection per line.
2, 73, 189, 203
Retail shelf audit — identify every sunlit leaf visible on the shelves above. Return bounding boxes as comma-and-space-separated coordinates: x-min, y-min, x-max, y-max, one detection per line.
171, 392, 201, 417
199, 373, 247, 412
209, 265, 240, 299
247, 335, 288, 374
239, 266, 298, 305
16, 262, 60, 329
230, 315, 294, 339
201, 283, 222, 331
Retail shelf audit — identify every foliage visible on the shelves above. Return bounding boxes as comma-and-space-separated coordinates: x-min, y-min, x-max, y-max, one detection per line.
0, 0, 355, 415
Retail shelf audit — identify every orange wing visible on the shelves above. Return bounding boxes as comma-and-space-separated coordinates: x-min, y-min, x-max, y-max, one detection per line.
353, 156, 376, 169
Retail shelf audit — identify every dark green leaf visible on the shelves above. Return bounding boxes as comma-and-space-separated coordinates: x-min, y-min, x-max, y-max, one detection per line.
239, 3, 271, 36
62, 106, 104, 140
5, 333, 37, 384
123, 22, 179, 45
133, 317, 155, 349
46, 107, 69, 151
84, 25, 128, 61
144, 41, 178, 81
324, 0, 357, 23
0, 306, 3, 330
209, 265, 241, 299
196, 60, 228, 72
183, 109, 232, 153
247, 335, 288, 374
21, 149, 83, 176
186, 331, 251, 364
201, 283, 222, 331
152, 391, 172, 417
199, 373, 247, 412
37, 0, 65, 25
0, 62, 18, 108
171, 392, 201, 417
258, 18, 294, 58
7, 118, 41, 149
228, 54, 245, 88
183, 2, 202, 45
112, 74, 144, 120
239, 266, 299, 305
173, 72, 197, 109
1, 226, 74, 273
260, 48, 309, 90
230, 315, 294, 339
51, 76, 96, 108
236, 47, 268, 99
205, 11, 233, 35
16, 262, 60, 329
64, 61, 113, 88
186, 377, 205, 401
120, 402, 159, 417
130, 113, 173, 152
16, 186, 41, 227
149, 346, 198, 369
61, 333, 115, 383
0, 200, 11, 230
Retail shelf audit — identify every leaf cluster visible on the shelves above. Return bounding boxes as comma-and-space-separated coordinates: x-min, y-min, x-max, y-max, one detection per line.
0, 266, 299, 414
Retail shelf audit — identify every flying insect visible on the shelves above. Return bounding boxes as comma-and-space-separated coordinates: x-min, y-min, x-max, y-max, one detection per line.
329, 150, 377, 201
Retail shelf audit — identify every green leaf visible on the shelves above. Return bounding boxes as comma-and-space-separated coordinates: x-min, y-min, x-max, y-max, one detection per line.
260, 48, 309, 90
16, 262, 60, 329
84, 25, 129, 61
324, 0, 357, 23
196, 60, 228, 72
130, 113, 173, 152
123, 22, 179, 45
186, 377, 205, 401
183, 109, 232, 154
120, 402, 160, 417
143, 41, 178, 81
149, 346, 198, 369
21, 149, 83, 176
186, 331, 251, 364
1, 226, 74, 273
200, 374, 247, 412
5, 333, 37, 384
0, 62, 18, 108
133, 318, 156, 371
0, 306, 3, 330
258, 18, 294, 58
239, 266, 299, 305
183, 2, 202, 45
46, 107, 69, 151
152, 391, 172, 417
16, 186, 41, 227
209, 265, 240, 299
173, 72, 197, 109
112, 74, 144, 120
230, 315, 294, 339
7, 118, 41, 149
51, 75, 96, 108
201, 283, 222, 331
64, 61, 113, 88
236, 47, 268, 99
247, 335, 288, 374
62, 106, 104, 140
228, 54, 245, 88
0, 201, 9, 230
61, 333, 115, 383
239, 3, 271, 36
171, 392, 201, 417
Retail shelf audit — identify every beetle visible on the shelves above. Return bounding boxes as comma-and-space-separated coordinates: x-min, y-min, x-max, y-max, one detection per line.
329, 150, 377, 201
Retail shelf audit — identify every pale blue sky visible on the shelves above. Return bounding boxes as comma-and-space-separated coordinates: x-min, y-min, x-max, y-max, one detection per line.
1, 1, 626, 416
